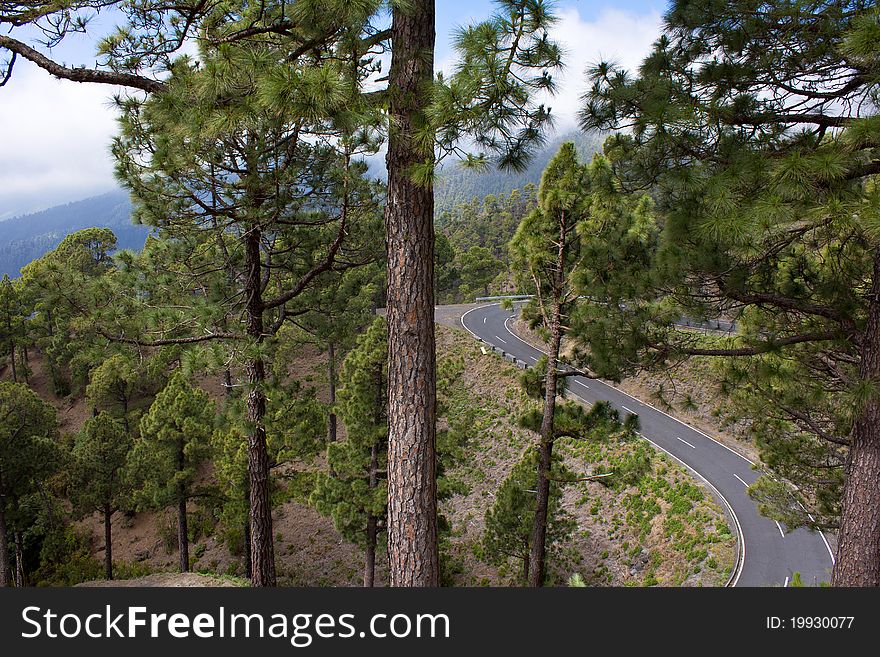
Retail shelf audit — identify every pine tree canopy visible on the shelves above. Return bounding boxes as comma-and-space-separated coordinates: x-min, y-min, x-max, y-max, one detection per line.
577, 0, 880, 532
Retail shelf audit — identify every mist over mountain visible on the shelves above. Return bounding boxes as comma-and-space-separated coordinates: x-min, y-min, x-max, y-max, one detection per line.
0, 190, 147, 277
434, 130, 607, 214
0, 131, 605, 278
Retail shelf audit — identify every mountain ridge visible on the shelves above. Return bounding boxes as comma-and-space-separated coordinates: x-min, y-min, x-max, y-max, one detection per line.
0, 190, 147, 277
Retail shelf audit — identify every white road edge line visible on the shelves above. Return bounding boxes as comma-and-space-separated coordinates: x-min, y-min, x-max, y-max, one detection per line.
733, 473, 750, 488
784, 576, 789, 588
776, 521, 786, 538
632, 432, 746, 588
463, 303, 747, 586
676, 436, 697, 449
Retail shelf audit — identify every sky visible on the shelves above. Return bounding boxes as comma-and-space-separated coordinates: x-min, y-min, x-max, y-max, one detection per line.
0, 1, 667, 219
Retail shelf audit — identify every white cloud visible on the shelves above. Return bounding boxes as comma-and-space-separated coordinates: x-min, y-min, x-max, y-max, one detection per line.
0, 59, 123, 217
546, 7, 663, 131
0, 7, 661, 217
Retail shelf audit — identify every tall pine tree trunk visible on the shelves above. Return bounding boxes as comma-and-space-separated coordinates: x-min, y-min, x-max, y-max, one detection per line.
104, 504, 113, 580
0, 495, 9, 587
9, 341, 16, 383
328, 341, 338, 443
244, 225, 276, 587
529, 301, 562, 587
833, 253, 880, 586
365, 513, 378, 588
14, 530, 24, 587
365, 439, 381, 587
177, 497, 189, 573
177, 438, 189, 573
385, 0, 439, 587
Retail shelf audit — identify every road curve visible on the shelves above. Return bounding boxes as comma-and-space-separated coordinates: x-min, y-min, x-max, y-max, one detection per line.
458, 302, 835, 587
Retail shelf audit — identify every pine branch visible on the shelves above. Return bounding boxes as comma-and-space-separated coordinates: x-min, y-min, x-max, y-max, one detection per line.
656, 330, 840, 358
98, 330, 241, 347
0, 35, 166, 94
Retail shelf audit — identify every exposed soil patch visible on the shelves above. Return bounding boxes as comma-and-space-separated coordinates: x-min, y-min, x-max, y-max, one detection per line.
77, 573, 244, 587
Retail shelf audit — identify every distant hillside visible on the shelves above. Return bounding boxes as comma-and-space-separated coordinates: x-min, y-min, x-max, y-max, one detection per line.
0, 190, 148, 277
434, 130, 606, 214
0, 131, 604, 277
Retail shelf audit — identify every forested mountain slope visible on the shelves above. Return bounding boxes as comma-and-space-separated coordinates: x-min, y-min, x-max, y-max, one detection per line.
434, 130, 606, 214
0, 191, 147, 277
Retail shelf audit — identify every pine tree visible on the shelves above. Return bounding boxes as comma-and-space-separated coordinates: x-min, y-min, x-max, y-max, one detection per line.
0, 275, 25, 383
69, 412, 133, 580
0, 382, 59, 586
312, 317, 388, 587
17, 228, 119, 396
481, 448, 574, 584
3, 0, 563, 588
131, 372, 214, 573
580, 0, 880, 585
110, 37, 383, 585
508, 142, 588, 586
85, 354, 147, 433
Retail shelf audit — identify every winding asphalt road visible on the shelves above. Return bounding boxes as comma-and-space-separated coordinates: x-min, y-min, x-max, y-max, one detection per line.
458, 302, 835, 587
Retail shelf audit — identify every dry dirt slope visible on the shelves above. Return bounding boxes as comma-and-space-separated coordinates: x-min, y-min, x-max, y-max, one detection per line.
8, 315, 735, 587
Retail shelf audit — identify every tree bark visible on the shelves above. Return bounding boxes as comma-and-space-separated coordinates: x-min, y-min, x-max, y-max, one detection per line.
14, 530, 24, 587
365, 438, 381, 587
385, 0, 439, 588
244, 511, 253, 581
9, 342, 16, 383
177, 498, 189, 573
833, 253, 880, 586
529, 207, 570, 588
528, 302, 562, 587
328, 341, 338, 442
365, 513, 378, 588
177, 438, 189, 573
244, 225, 276, 587
103, 504, 113, 580
0, 495, 10, 587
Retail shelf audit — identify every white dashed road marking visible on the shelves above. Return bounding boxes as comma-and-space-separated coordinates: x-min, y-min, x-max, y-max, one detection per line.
676, 436, 697, 449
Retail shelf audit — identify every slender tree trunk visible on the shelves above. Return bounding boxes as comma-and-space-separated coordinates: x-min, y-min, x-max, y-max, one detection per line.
0, 495, 10, 587
328, 341, 338, 443
529, 304, 562, 587
104, 504, 113, 580
244, 225, 276, 587
14, 530, 24, 587
177, 497, 189, 573
365, 438, 381, 587
22, 345, 29, 384
385, 0, 439, 589
177, 438, 189, 573
9, 341, 16, 383
833, 254, 880, 586
528, 213, 570, 589
523, 542, 530, 584
365, 514, 378, 588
